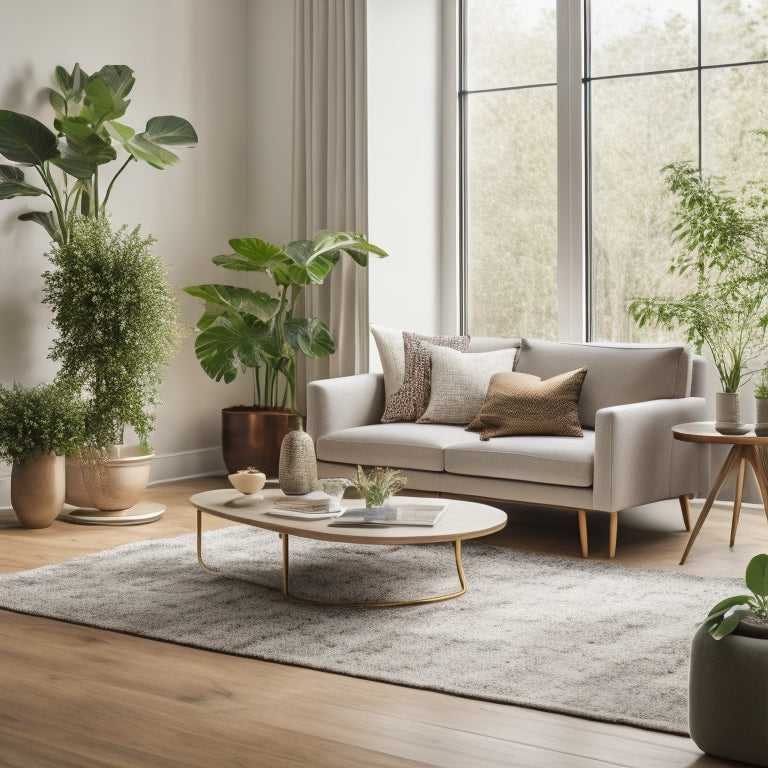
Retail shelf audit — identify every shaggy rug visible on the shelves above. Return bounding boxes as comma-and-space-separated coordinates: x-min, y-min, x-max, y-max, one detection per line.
0, 526, 741, 736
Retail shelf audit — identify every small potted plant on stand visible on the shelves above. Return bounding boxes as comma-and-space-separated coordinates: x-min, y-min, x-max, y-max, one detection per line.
629, 160, 768, 434
0, 381, 85, 528
755, 367, 768, 436
184, 230, 388, 478
43, 215, 183, 519
689, 553, 768, 766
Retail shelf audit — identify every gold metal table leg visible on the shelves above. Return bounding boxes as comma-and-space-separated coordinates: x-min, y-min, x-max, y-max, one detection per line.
281, 535, 468, 608
196, 509, 219, 574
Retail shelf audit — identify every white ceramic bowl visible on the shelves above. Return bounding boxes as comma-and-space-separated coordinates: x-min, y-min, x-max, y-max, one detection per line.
228, 471, 267, 495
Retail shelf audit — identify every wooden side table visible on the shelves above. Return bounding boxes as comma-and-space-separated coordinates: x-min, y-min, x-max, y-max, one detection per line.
673, 422, 768, 564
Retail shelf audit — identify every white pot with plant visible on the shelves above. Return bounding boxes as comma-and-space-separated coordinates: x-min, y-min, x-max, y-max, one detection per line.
184, 231, 388, 477
0, 381, 85, 528
350, 465, 407, 509
689, 553, 768, 765
629, 160, 768, 435
755, 367, 768, 437
43, 216, 183, 514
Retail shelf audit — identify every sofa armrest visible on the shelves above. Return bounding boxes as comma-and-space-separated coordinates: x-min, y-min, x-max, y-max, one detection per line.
306, 373, 385, 441
592, 397, 709, 512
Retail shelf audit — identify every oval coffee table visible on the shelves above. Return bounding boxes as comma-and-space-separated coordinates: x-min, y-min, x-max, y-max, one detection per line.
190, 488, 507, 607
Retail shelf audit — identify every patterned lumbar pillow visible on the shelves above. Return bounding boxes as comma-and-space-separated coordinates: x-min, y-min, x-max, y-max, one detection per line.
381, 331, 470, 422
466, 367, 588, 440
417, 345, 518, 425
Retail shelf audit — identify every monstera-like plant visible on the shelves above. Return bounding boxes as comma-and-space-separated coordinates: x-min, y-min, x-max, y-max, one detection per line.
0, 62, 197, 244
184, 230, 388, 476
184, 230, 388, 411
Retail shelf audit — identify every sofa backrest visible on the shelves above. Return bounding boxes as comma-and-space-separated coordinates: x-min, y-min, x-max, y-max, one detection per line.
508, 338, 693, 428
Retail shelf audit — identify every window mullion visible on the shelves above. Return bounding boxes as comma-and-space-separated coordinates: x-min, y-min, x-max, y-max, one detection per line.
556, 0, 585, 342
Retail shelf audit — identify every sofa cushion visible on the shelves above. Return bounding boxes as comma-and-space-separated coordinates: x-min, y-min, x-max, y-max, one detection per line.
445, 431, 595, 487
466, 367, 587, 439
515, 338, 692, 429
417, 345, 518, 425
375, 329, 470, 423
316, 423, 472, 472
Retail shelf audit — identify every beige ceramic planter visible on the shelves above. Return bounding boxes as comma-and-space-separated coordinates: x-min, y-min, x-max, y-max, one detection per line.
11, 452, 65, 528
68, 445, 154, 511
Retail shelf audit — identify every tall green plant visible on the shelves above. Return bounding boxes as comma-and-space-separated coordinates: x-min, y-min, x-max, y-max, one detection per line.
43, 216, 183, 448
184, 230, 388, 412
629, 160, 768, 392
0, 63, 197, 245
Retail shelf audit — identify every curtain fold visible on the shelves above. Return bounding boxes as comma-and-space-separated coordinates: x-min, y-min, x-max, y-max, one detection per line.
292, 0, 368, 414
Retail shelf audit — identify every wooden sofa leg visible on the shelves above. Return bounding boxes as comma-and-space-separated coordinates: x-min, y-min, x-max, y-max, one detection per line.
577, 509, 588, 557
608, 512, 618, 559
679, 495, 692, 532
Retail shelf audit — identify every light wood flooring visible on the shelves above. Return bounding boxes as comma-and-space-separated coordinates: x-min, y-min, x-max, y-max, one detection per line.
1, 476, 765, 768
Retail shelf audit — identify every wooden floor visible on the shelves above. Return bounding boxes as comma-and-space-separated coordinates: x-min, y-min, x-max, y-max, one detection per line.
1, 476, 765, 768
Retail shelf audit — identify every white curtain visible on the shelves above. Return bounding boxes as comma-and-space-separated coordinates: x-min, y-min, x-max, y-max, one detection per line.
292, 0, 369, 414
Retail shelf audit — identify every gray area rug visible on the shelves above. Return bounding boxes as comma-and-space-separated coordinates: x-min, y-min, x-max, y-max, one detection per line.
0, 527, 741, 735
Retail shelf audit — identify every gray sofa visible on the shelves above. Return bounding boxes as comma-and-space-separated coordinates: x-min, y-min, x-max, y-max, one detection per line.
306, 337, 710, 557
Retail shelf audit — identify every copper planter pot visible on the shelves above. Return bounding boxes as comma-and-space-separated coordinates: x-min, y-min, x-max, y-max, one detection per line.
222, 406, 298, 479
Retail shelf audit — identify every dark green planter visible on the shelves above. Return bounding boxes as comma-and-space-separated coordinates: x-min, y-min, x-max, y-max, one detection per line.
689, 622, 768, 766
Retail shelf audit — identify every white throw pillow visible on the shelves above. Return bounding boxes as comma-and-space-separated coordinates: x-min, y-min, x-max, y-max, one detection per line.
417, 345, 518, 425
370, 325, 404, 401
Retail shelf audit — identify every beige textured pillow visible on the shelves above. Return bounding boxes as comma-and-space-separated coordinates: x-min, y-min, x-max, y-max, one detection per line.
466, 367, 588, 440
370, 325, 405, 403
381, 332, 470, 422
417, 345, 518, 425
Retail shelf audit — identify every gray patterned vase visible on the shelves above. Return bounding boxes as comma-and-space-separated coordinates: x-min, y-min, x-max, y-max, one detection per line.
278, 419, 318, 495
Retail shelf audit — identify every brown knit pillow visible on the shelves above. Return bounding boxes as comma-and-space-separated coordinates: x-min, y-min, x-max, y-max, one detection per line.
381, 332, 470, 422
466, 367, 588, 440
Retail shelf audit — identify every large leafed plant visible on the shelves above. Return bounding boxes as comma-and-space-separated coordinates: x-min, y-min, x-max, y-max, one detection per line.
184, 230, 388, 413
0, 63, 197, 245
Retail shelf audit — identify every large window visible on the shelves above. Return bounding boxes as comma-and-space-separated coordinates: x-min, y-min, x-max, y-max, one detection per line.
461, 0, 768, 342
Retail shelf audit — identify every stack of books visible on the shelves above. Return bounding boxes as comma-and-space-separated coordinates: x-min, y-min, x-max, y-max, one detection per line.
268, 494, 335, 519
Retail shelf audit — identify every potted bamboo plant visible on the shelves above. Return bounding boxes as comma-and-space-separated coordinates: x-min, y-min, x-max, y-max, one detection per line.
629, 159, 768, 434
43, 215, 183, 512
184, 230, 388, 477
0, 380, 86, 527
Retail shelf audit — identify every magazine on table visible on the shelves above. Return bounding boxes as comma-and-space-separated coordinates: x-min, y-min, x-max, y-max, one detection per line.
329, 503, 447, 527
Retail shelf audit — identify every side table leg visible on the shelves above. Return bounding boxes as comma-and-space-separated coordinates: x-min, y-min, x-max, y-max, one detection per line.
196, 509, 219, 574
680, 445, 743, 565
745, 446, 768, 526
730, 458, 746, 547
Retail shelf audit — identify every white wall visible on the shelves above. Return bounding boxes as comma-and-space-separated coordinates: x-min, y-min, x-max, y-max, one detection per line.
367, 0, 447, 365
0, 0, 296, 505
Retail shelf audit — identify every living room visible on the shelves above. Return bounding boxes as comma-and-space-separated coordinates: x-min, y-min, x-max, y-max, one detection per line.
2, 1, 768, 766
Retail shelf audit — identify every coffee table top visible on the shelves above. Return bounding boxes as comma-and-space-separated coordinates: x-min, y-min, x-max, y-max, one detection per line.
190, 488, 507, 545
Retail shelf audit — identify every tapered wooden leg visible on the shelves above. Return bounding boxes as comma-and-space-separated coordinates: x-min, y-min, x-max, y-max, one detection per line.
678, 495, 691, 532
744, 446, 768, 526
577, 509, 588, 557
680, 445, 743, 565
608, 511, 618, 559
729, 458, 746, 547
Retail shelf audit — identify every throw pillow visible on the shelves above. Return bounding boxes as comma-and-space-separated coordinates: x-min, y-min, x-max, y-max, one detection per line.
382, 332, 470, 422
370, 325, 405, 403
466, 367, 588, 440
417, 345, 518, 425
